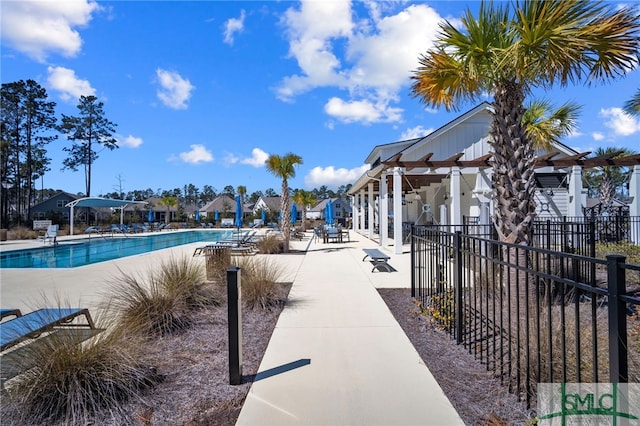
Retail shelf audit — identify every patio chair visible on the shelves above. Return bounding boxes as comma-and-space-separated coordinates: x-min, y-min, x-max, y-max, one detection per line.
42, 225, 58, 244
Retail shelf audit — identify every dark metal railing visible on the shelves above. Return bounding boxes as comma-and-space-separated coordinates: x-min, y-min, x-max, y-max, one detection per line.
411, 225, 640, 409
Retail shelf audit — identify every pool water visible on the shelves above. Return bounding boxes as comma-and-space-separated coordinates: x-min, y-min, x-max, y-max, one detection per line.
0, 230, 233, 268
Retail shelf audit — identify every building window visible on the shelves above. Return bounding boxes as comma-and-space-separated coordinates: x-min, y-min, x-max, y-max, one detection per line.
57, 200, 67, 208
335, 203, 341, 209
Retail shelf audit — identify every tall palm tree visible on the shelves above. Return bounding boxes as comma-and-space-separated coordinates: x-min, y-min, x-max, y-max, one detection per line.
293, 189, 317, 231
411, 0, 639, 246
623, 89, 640, 116
265, 153, 303, 253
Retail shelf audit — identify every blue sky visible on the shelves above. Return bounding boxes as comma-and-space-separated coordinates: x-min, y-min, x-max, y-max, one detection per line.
2, 0, 639, 197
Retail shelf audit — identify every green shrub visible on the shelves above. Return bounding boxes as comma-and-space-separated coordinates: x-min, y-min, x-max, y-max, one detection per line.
232, 256, 286, 309
2, 317, 159, 425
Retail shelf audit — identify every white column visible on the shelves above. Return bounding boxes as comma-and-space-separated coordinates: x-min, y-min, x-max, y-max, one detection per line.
368, 182, 375, 240
630, 165, 640, 244
567, 165, 583, 217
351, 195, 358, 231
359, 189, 366, 233
380, 172, 388, 247
393, 167, 403, 254
450, 167, 461, 229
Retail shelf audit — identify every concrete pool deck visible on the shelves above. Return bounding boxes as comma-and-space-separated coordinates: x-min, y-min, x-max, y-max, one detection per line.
1, 228, 462, 425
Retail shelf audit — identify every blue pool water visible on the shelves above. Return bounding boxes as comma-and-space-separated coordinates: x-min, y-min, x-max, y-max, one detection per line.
0, 230, 233, 269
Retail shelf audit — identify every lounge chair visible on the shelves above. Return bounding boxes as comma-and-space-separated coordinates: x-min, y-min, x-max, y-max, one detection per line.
193, 230, 259, 256
0, 308, 102, 352
0, 308, 103, 385
84, 226, 101, 234
0, 309, 21, 322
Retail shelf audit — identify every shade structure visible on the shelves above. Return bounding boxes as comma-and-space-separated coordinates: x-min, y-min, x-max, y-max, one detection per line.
291, 203, 297, 224
195, 210, 201, 222
326, 199, 334, 225
148, 209, 154, 222
65, 197, 146, 235
261, 209, 266, 224
214, 210, 219, 221
234, 195, 243, 228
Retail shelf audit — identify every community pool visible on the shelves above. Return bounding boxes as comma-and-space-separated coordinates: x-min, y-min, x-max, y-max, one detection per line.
0, 230, 233, 269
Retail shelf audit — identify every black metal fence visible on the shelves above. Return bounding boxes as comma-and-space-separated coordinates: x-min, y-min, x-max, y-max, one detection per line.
411, 225, 640, 408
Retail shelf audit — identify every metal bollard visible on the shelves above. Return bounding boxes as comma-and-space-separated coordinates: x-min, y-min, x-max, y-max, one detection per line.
227, 267, 243, 385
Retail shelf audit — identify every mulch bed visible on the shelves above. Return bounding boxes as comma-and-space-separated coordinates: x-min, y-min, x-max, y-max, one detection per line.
378, 288, 536, 425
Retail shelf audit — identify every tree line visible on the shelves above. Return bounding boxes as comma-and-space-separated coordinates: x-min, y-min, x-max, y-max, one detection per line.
1, 80, 117, 227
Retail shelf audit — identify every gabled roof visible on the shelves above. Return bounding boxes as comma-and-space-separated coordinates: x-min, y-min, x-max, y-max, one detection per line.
30, 191, 79, 207
200, 195, 237, 213
256, 196, 281, 212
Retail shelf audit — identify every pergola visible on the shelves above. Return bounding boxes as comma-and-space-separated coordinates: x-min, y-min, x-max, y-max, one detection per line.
65, 197, 147, 235
349, 150, 640, 252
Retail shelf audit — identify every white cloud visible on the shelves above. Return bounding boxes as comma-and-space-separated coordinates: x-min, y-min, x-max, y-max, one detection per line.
177, 144, 213, 164
117, 134, 143, 148
240, 148, 269, 167
223, 10, 246, 45
324, 97, 402, 124
46, 66, 95, 101
155, 69, 194, 110
592, 132, 605, 141
600, 107, 640, 136
400, 125, 434, 140
1, 0, 99, 62
223, 148, 269, 168
304, 164, 369, 189
223, 153, 240, 167
276, 2, 444, 125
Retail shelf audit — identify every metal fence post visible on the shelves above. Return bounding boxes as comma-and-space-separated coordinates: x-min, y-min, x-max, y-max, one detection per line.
455, 231, 463, 345
227, 267, 243, 385
607, 255, 628, 383
411, 225, 416, 298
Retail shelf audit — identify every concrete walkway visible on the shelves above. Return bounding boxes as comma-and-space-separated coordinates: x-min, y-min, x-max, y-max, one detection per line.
236, 231, 463, 426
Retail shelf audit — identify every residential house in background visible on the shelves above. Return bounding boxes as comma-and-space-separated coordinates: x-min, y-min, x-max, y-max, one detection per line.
30, 191, 79, 223
200, 195, 245, 222
252, 196, 282, 217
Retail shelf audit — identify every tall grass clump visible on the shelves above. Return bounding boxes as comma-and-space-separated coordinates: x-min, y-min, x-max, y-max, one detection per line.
106, 256, 220, 337
157, 255, 220, 308
7, 226, 38, 240
255, 233, 284, 254
232, 256, 286, 309
2, 317, 159, 425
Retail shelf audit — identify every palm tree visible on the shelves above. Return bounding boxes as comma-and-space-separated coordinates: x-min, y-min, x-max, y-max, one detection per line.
411, 0, 639, 246
623, 89, 640, 116
157, 196, 178, 224
237, 185, 247, 204
293, 189, 317, 231
584, 147, 638, 210
265, 153, 303, 253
